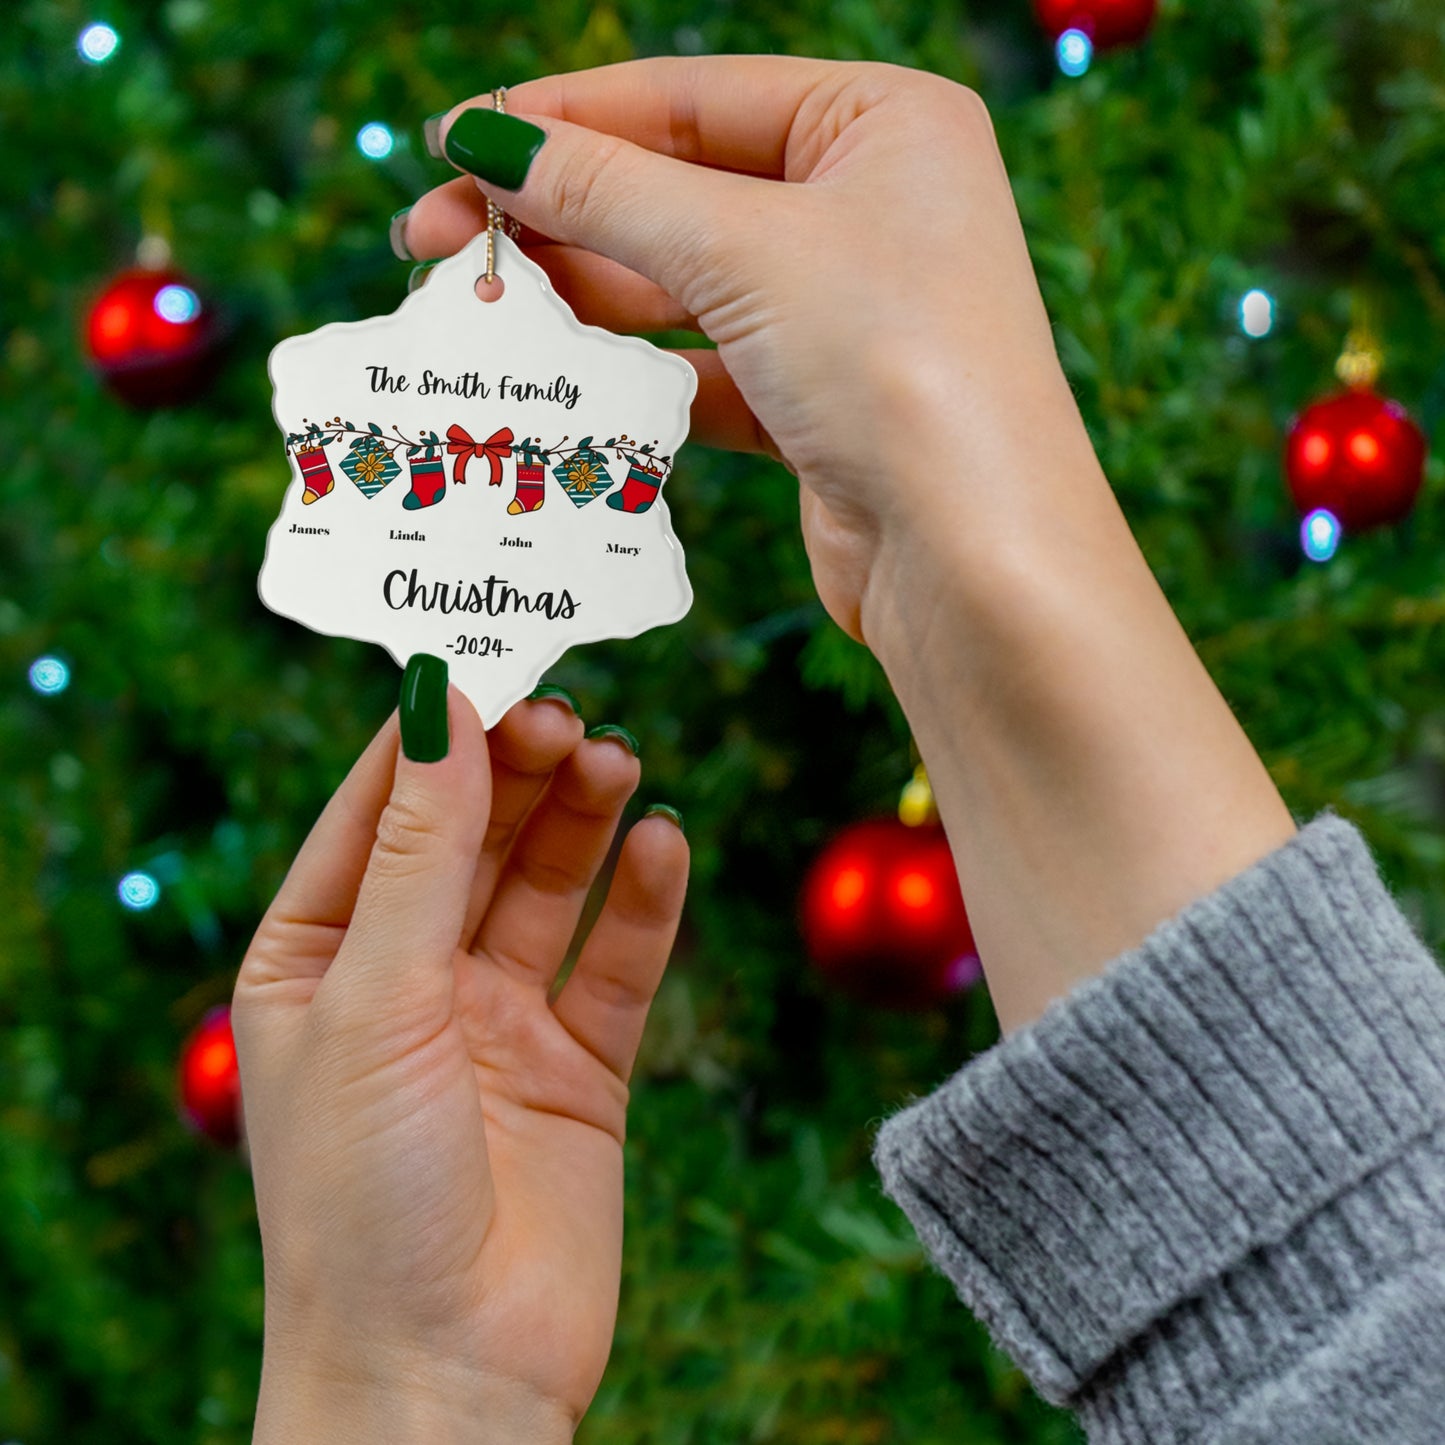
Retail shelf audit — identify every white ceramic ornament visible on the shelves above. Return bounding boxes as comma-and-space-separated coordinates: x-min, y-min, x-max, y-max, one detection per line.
259, 230, 695, 725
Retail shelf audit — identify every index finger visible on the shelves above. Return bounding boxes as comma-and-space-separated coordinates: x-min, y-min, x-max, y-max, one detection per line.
478, 54, 850, 179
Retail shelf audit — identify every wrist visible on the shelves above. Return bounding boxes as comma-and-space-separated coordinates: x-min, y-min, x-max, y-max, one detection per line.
855, 398, 1294, 1032
857, 343, 1115, 669
254, 1344, 575, 1445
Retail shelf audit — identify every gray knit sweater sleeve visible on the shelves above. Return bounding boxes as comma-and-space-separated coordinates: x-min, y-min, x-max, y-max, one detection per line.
871, 811, 1445, 1443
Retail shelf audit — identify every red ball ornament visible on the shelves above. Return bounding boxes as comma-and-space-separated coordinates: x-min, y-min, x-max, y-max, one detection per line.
1034, 0, 1157, 49
1285, 388, 1427, 533
178, 1005, 242, 1147
800, 818, 981, 1010
85, 267, 221, 407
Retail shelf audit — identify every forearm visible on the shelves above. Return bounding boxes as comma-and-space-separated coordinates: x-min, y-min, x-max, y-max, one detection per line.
859, 378, 1296, 1033
253, 1346, 576, 1445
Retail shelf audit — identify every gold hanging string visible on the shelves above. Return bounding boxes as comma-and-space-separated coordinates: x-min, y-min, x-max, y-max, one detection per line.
1335, 293, 1383, 390
484, 88, 523, 284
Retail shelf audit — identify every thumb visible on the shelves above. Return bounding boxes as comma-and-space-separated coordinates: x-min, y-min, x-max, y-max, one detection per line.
438, 104, 758, 313
325, 654, 490, 1025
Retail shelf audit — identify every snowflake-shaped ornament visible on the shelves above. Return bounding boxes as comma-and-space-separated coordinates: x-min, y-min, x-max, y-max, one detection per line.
258, 231, 695, 726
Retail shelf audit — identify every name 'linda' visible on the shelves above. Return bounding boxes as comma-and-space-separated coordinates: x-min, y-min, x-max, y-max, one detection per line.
383, 567, 578, 621
366, 364, 580, 410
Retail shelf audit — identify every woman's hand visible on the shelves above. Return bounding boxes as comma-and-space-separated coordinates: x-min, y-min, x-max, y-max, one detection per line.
233, 679, 687, 1442
402, 57, 1097, 643
405, 60, 1296, 1036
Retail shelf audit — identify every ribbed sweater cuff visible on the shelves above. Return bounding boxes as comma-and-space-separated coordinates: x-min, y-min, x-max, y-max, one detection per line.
871, 811, 1445, 1416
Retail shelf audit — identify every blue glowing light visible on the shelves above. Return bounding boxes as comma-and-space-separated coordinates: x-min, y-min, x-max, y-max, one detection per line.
1057, 28, 1093, 77
153, 284, 201, 324
1240, 288, 1275, 338
356, 122, 395, 160
1301, 508, 1341, 563
28, 657, 70, 695
78, 22, 120, 64
118, 871, 161, 911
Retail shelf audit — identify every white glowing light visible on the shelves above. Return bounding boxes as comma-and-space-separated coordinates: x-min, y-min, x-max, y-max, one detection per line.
78, 22, 120, 63
1301, 508, 1341, 563
1057, 29, 1093, 77
28, 657, 70, 695
1240, 288, 1275, 338
357, 123, 395, 160
154, 284, 201, 324
118, 871, 161, 910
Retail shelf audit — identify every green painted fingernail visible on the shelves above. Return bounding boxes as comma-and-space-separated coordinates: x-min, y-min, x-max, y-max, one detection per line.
644, 803, 684, 834
407, 260, 440, 294
389, 207, 413, 262
400, 653, 449, 762
443, 107, 546, 191
585, 723, 639, 756
527, 684, 582, 715
423, 112, 447, 160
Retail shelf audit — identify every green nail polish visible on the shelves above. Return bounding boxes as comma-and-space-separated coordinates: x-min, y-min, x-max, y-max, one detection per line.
443, 107, 546, 191
407, 260, 439, 294
389, 207, 413, 262
585, 723, 639, 756
423, 112, 447, 160
400, 653, 449, 762
644, 803, 684, 834
527, 684, 582, 716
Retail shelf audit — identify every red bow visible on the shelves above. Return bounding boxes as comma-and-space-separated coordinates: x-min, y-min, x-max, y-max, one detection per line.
446, 424, 514, 487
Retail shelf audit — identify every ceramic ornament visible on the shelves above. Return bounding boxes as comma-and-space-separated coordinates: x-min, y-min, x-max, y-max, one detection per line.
259, 230, 696, 726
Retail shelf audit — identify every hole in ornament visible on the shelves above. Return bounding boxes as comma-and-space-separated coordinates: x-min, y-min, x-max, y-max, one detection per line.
475, 275, 506, 303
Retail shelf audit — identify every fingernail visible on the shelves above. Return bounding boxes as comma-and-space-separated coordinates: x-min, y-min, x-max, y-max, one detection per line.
407, 260, 440, 294
644, 803, 684, 834
400, 653, 449, 762
585, 723, 639, 756
443, 107, 546, 191
527, 684, 582, 716
389, 206, 413, 261
423, 112, 447, 160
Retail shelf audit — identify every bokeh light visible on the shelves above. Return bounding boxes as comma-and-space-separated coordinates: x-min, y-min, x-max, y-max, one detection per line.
28, 657, 70, 695
1301, 508, 1341, 563
153, 283, 201, 324
1240, 288, 1274, 337
118, 871, 161, 910
356, 122, 395, 159
78, 22, 120, 64
1057, 29, 1093, 76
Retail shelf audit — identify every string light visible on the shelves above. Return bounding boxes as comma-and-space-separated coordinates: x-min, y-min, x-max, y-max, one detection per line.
153, 284, 201, 324
1301, 508, 1341, 563
1057, 29, 1093, 76
28, 657, 70, 695
1240, 288, 1274, 338
118, 871, 161, 911
77, 22, 120, 64
356, 122, 395, 160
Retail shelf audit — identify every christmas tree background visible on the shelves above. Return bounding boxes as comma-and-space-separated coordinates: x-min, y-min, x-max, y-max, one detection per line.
4, 0, 1445, 1440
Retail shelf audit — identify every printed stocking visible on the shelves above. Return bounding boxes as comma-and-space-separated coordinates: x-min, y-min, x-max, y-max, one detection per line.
508, 461, 546, 515
402, 455, 446, 511
296, 446, 335, 505
606, 460, 665, 515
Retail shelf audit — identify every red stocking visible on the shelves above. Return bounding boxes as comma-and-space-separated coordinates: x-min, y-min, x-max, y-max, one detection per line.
403, 455, 446, 511
297, 446, 335, 505
507, 462, 546, 515
606, 460, 665, 515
